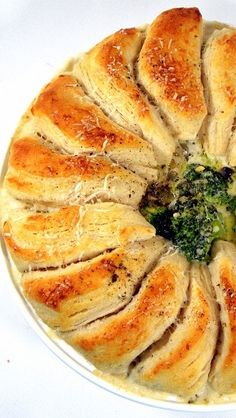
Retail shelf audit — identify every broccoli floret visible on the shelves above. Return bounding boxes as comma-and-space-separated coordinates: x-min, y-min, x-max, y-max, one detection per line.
177, 164, 232, 206
141, 199, 226, 262
140, 205, 173, 239
171, 199, 226, 262
141, 163, 235, 263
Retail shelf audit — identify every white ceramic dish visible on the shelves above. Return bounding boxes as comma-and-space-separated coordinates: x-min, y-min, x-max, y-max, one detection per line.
1, 0, 236, 413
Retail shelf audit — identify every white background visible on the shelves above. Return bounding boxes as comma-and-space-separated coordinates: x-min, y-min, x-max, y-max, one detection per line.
1, 1, 236, 417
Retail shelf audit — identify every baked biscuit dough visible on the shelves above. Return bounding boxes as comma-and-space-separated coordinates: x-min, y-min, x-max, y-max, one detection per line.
138, 8, 207, 141
3, 202, 155, 271
4, 137, 147, 207
209, 241, 236, 394
74, 28, 176, 164
202, 28, 236, 162
31, 74, 159, 182
66, 251, 189, 375
23, 238, 165, 331
130, 264, 218, 399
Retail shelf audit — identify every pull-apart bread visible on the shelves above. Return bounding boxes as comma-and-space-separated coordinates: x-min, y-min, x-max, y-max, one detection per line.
31, 75, 159, 183
202, 28, 236, 163
74, 28, 176, 164
23, 237, 164, 330
209, 241, 236, 394
130, 264, 218, 398
65, 250, 189, 375
138, 8, 207, 141
4, 137, 146, 207
3, 202, 155, 271
1, 6, 236, 405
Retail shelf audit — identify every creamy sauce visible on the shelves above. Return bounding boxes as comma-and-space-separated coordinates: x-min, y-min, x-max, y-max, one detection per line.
94, 369, 236, 405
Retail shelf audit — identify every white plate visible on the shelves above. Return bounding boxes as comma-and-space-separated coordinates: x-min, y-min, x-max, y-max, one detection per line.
1, 0, 236, 413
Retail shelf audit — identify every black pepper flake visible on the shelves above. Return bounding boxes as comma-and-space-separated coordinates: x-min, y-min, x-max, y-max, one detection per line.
111, 273, 119, 283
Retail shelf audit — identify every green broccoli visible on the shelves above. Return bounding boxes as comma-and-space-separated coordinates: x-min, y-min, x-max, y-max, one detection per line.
171, 199, 226, 262
176, 164, 233, 206
140, 163, 236, 263
174, 164, 236, 252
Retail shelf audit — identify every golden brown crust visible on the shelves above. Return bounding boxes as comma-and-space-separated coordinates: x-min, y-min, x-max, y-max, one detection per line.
146, 290, 209, 374
138, 7, 206, 141
3, 202, 155, 270
32, 74, 141, 150
85, 28, 144, 98
22, 238, 165, 330
130, 264, 218, 399
31, 74, 159, 181
74, 27, 176, 164
76, 28, 148, 121
24, 251, 130, 309
8, 137, 111, 178
202, 28, 236, 160
220, 267, 236, 368
66, 252, 189, 374
209, 241, 236, 393
4, 137, 147, 206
